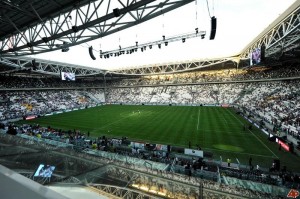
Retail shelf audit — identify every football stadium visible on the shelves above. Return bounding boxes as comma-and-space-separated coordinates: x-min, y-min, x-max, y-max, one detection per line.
0, 0, 300, 199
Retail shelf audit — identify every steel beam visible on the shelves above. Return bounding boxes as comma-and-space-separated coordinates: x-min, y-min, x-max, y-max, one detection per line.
0, 0, 194, 57
113, 58, 233, 75
0, 56, 105, 76
240, 1, 300, 59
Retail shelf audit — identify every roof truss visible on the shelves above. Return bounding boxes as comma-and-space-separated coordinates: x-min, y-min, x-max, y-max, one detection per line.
113, 58, 233, 75
0, 56, 104, 76
240, 3, 300, 59
0, 0, 194, 57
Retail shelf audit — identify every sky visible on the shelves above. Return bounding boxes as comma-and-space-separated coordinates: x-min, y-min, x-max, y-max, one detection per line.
31, 0, 296, 70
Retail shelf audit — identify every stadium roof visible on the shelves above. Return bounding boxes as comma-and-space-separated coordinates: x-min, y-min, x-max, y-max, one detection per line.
0, 0, 299, 74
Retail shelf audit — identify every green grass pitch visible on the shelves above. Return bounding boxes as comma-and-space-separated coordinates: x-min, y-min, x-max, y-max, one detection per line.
18, 105, 300, 172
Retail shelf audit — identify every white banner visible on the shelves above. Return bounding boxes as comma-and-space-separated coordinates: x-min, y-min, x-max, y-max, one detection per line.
184, 148, 203, 157
130, 142, 145, 149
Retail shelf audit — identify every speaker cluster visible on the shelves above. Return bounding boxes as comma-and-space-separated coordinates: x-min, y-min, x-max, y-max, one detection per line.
209, 16, 217, 40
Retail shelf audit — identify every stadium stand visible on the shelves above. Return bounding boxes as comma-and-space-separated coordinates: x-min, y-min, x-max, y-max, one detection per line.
1, 65, 300, 141
0, 130, 293, 199
1, 63, 300, 198
1, 0, 300, 198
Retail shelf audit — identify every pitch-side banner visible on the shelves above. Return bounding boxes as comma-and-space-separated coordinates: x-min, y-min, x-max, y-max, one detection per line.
184, 149, 203, 157
130, 142, 145, 149
154, 144, 168, 151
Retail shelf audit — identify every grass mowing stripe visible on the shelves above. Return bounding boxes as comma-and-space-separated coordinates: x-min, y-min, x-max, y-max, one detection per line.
197, 107, 201, 131
17, 105, 300, 171
92, 112, 135, 132
225, 108, 278, 158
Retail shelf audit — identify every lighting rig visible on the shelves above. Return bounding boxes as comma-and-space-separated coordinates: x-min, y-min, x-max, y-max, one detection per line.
100, 29, 206, 59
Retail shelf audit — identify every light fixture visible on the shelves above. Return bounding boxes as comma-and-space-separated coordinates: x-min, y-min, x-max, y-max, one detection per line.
100, 29, 206, 58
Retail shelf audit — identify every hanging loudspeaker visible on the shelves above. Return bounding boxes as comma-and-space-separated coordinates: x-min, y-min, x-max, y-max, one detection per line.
209, 16, 217, 40
89, 46, 96, 60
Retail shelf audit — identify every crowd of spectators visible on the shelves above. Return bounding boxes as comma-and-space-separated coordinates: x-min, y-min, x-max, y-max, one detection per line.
0, 90, 98, 121
237, 81, 300, 140
1, 64, 300, 89
1, 70, 300, 139
1, 123, 293, 199
108, 64, 300, 87
105, 80, 300, 139
1, 63, 300, 198
0, 75, 104, 89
